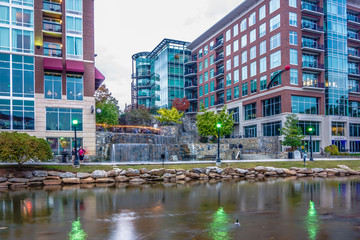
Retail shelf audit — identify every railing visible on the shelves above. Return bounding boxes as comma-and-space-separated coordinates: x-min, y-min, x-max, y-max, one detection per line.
215, 69, 224, 76
138, 72, 151, 77
349, 86, 360, 93
349, 68, 360, 75
301, 22, 323, 32
348, 15, 360, 23
214, 55, 224, 62
137, 81, 153, 87
186, 94, 197, 100
43, 47, 62, 57
348, 48, 360, 57
215, 99, 224, 105
43, 1, 61, 12
302, 81, 325, 88
43, 21, 62, 32
214, 40, 224, 49
301, 2, 323, 13
302, 61, 324, 69
302, 41, 324, 50
184, 56, 197, 63
186, 106, 197, 113
216, 83, 224, 90
185, 69, 197, 75
185, 82, 197, 88
348, 32, 360, 40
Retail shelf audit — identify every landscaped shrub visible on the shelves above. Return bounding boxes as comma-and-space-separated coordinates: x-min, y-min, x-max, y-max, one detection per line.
0, 132, 53, 165
324, 145, 339, 155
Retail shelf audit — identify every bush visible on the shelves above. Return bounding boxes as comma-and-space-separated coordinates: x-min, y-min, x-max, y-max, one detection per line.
324, 145, 339, 156
0, 132, 53, 165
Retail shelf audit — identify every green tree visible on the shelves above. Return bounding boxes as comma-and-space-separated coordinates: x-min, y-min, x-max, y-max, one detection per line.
95, 101, 119, 125
155, 107, 183, 125
196, 105, 234, 138
0, 132, 53, 165
279, 114, 304, 150
119, 107, 152, 126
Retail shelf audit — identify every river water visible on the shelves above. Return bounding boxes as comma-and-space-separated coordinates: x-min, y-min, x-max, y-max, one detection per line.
1, 177, 360, 240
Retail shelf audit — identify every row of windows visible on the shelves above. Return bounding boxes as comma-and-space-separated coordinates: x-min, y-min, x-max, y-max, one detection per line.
45, 73, 83, 101
0, 99, 34, 130
46, 108, 83, 131
47, 137, 83, 156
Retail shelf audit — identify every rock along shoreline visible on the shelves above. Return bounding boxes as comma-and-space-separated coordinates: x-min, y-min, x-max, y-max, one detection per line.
0, 165, 359, 189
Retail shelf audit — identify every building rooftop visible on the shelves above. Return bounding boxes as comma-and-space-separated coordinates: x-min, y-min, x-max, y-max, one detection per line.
147, 38, 190, 59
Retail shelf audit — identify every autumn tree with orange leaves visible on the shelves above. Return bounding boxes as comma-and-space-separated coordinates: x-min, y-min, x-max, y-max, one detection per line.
172, 97, 190, 112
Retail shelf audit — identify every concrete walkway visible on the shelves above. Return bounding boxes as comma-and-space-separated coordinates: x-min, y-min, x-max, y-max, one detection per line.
0, 158, 359, 166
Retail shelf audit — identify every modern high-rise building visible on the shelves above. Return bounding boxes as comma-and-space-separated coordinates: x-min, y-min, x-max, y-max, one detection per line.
131, 39, 191, 109
185, 0, 360, 153
0, 0, 104, 156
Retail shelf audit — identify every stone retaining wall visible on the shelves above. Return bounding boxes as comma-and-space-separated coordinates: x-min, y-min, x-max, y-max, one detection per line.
0, 165, 358, 189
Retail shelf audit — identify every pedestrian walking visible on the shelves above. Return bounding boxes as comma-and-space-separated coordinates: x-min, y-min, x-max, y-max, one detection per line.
79, 147, 86, 163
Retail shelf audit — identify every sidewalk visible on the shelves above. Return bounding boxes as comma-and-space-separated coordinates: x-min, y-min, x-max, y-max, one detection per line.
0, 158, 359, 166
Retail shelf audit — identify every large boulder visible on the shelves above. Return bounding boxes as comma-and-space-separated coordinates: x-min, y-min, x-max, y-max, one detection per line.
125, 169, 141, 177
176, 174, 186, 180
312, 168, 324, 173
47, 171, 62, 176
0, 177, 7, 183
283, 169, 297, 176
149, 169, 165, 176
90, 170, 108, 178
32, 171, 48, 177
107, 169, 121, 177
8, 178, 29, 183
115, 176, 129, 182
60, 172, 76, 178
163, 173, 176, 178
29, 177, 46, 182
235, 168, 248, 175
80, 177, 95, 184
11, 171, 33, 178
129, 178, 145, 183
62, 178, 80, 184
297, 168, 313, 174
254, 166, 267, 173
96, 178, 115, 183
77, 172, 91, 179
43, 179, 62, 185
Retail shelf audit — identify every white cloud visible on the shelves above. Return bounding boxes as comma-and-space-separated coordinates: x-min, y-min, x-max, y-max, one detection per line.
94, 0, 242, 110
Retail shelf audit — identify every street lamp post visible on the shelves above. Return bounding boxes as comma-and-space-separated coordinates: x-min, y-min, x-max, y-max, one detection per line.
73, 119, 79, 167
307, 126, 314, 161
216, 123, 221, 167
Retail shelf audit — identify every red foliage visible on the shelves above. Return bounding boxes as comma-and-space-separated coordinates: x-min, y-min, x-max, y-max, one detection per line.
172, 97, 190, 112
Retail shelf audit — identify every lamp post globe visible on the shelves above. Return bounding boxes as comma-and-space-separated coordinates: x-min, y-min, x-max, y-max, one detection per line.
72, 119, 79, 167
307, 126, 314, 161
216, 123, 222, 166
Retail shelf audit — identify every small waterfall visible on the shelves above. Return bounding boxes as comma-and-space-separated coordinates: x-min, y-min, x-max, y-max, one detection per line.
111, 143, 173, 162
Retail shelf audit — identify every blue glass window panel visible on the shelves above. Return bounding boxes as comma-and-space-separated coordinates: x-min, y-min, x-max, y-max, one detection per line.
24, 70, 34, 97
0, 6, 9, 24
66, 36, 74, 55
0, 99, 10, 129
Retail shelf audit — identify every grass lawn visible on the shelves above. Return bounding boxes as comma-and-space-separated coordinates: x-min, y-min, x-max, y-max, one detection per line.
1, 160, 360, 173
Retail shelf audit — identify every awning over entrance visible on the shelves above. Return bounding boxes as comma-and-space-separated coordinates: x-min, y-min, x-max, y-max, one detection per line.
43, 58, 63, 71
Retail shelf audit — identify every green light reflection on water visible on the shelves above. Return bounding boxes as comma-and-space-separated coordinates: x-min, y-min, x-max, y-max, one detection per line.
68, 217, 87, 240
209, 207, 231, 240
306, 201, 319, 240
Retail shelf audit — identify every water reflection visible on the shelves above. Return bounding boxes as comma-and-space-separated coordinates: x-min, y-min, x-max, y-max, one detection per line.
69, 218, 87, 240
0, 178, 360, 239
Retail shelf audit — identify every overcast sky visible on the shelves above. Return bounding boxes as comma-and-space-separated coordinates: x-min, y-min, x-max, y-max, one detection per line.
94, 0, 243, 110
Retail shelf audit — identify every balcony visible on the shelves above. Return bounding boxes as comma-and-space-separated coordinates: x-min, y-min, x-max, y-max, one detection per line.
214, 69, 224, 78
301, 42, 324, 52
214, 55, 224, 64
301, 22, 324, 34
302, 81, 325, 91
43, 21, 62, 37
137, 81, 154, 89
302, 61, 324, 71
185, 106, 197, 114
186, 94, 197, 101
215, 83, 224, 92
348, 49, 360, 60
137, 72, 151, 78
213, 40, 224, 51
348, 15, 360, 27
184, 56, 197, 65
349, 86, 360, 95
138, 95, 152, 99
348, 32, 360, 43
215, 99, 224, 106
43, 1, 61, 14
184, 81, 197, 89
43, 46, 62, 57
349, 68, 360, 77
301, 3, 323, 16
184, 69, 197, 77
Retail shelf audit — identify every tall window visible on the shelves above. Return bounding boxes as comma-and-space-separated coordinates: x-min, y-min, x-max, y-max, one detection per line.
0, 53, 10, 97
11, 7, 33, 27
233, 40, 239, 52
12, 100, 34, 130
260, 57, 267, 73
260, 40, 266, 55
226, 29, 231, 41
198, 49, 203, 59
234, 69, 239, 83
204, 45, 208, 55
210, 95, 215, 106
233, 24, 238, 37
241, 19, 247, 32
241, 51, 247, 63
251, 79, 257, 93
242, 82, 248, 96
234, 55, 239, 68
290, 69, 298, 84
241, 34, 247, 48
45, 73, 61, 99
259, 23, 266, 38
205, 97, 208, 108
210, 81, 214, 92
262, 96, 281, 117
250, 29, 256, 43
46, 108, 83, 131
270, 33, 281, 50
66, 36, 83, 58
210, 54, 214, 65
226, 89, 232, 101
66, 0, 82, 13
269, 0, 280, 14
244, 103, 256, 120
12, 55, 34, 98
260, 76, 267, 91
242, 66, 248, 80
0, 27, 10, 51
66, 75, 83, 101
199, 62, 203, 71
199, 86, 203, 97
226, 73, 232, 86
66, 16, 82, 34
210, 68, 214, 78
204, 71, 208, 81
270, 14, 281, 31
332, 122, 345, 136
12, 29, 34, 53
234, 86, 239, 99
290, 49, 298, 65
0, 5, 9, 25
226, 44, 231, 56
289, 12, 297, 26
204, 58, 208, 68
291, 96, 318, 114
204, 83, 208, 95
199, 74, 203, 84
259, 5, 266, 20
249, 12, 256, 26
289, 0, 297, 7
250, 46, 257, 59
270, 50, 281, 69
263, 121, 281, 136
250, 61, 257, 77
289, 31, 298, 45
245, 125, 257, 138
